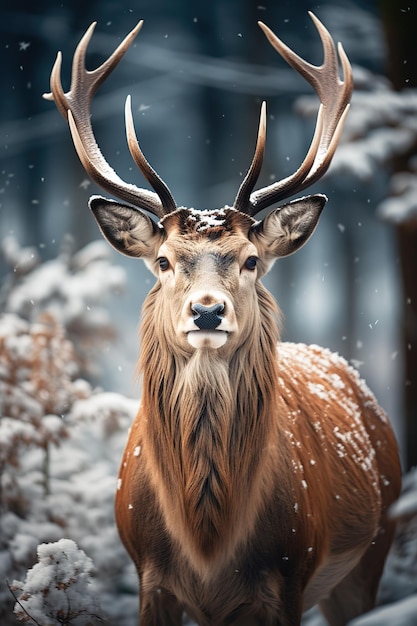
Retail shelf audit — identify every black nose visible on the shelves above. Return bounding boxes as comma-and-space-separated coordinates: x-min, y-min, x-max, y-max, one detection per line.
192, 303, 224, 330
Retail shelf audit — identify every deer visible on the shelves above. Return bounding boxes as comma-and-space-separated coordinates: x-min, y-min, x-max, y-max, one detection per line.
44, 12, 401, 626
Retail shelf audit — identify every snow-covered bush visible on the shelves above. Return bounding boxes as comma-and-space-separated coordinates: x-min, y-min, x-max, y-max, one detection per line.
0, 311, 91, 511
0, 239, 139, 625
0, 386, 139, 625
11, 539, 103, 625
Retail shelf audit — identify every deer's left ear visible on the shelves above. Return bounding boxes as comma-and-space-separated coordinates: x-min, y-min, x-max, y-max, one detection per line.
250, 194, 327, 258
89, 195, 164, 260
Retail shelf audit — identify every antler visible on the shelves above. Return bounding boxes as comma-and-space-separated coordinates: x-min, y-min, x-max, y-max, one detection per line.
234, 12, 353, 216
43, 21, 176, 219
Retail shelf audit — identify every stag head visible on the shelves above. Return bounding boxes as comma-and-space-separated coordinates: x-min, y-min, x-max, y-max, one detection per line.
43, 13, 352, 353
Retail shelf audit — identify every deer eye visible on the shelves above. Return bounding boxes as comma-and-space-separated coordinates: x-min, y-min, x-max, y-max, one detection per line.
158, 257, 170, 271
245, 256, 258, 271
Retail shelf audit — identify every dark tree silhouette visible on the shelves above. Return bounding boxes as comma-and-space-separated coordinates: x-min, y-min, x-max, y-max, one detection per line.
380, 0, 417, 469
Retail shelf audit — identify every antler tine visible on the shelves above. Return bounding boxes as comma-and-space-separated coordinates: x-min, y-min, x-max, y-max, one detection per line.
236, 12, 353, 216
233, 101, 267, 213
235, 100, 325, 215
125, 95, 176, 213
43, 21, 175, 219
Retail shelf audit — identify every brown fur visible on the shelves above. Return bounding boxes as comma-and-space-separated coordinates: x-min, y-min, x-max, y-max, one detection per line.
114, 209, 402, 626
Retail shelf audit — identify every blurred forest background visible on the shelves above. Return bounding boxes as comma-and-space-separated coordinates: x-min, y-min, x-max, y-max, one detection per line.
1, 0, 416, 468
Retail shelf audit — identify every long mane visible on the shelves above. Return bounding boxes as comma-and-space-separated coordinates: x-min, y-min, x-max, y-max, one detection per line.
139, 279, 285, 564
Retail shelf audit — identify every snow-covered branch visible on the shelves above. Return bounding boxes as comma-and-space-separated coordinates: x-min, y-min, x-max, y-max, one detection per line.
295, 67, 417, 226
0, 237, 126, 376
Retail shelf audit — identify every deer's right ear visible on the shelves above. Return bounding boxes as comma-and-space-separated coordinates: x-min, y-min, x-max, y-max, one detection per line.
250, 194, 326, 260
89, 196, 163, 259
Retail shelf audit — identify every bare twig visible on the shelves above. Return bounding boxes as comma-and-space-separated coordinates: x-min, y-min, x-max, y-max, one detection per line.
6, 580, 43, 626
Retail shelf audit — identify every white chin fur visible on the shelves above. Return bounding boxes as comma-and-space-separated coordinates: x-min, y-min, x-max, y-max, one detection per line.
187, 331, 228, 349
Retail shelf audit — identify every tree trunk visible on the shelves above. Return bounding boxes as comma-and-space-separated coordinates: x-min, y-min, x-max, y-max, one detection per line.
380, 1, 417, 469
397, 223, 417, 469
